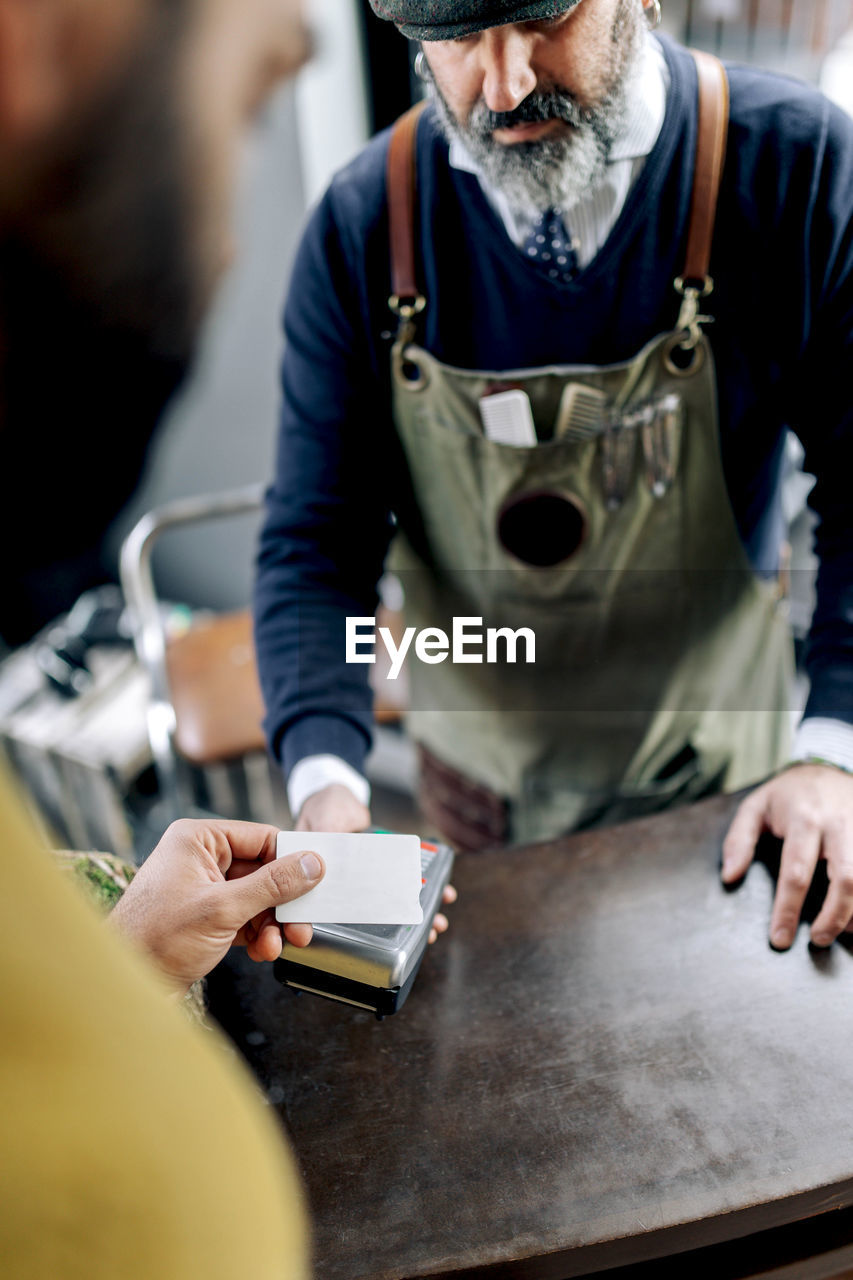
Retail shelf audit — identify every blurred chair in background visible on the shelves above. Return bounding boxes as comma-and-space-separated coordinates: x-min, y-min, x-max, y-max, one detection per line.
120, 485, 410, 836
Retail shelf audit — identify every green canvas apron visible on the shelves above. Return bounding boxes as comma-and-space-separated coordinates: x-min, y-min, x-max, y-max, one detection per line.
384, 54, 793, 846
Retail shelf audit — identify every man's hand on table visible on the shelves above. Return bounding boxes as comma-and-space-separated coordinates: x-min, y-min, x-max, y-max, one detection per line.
111, 819, 324, 995
722, 763, 853, 949
296, 782, 457, 944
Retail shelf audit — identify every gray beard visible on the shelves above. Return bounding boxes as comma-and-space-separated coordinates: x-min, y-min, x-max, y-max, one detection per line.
426, 2, 646, 218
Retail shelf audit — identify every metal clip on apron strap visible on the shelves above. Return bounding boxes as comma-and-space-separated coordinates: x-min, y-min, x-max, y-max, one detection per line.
670, 50, 730, 363
386, 53, 730, 359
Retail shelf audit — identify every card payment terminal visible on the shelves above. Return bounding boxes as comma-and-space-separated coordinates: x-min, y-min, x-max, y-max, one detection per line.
274, 839, 454, 1019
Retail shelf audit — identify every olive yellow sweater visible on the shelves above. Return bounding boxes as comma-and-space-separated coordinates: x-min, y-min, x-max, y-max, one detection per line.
0, 768, 308, 1278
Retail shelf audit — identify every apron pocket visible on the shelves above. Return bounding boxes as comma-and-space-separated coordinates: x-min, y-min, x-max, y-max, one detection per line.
602, 738, 728, 826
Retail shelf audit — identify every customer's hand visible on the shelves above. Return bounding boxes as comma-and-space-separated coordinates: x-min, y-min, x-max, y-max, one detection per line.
722, 763, 853, 949
296, 783, 456, 944
111, 819, 324, 994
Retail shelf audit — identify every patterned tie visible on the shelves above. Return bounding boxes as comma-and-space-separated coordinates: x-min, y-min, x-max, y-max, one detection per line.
522, 207, 579, 284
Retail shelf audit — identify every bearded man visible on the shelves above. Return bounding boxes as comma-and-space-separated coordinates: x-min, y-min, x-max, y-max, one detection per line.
254, 0, 853, 954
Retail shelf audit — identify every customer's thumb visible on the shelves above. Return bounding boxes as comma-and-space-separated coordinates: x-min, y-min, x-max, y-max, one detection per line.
222, 851, 324, 926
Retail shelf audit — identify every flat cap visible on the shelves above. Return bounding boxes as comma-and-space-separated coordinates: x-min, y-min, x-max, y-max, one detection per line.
368, 0, 582, 42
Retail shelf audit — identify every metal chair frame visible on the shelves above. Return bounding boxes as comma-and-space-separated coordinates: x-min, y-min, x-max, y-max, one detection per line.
119, 483, 266, 824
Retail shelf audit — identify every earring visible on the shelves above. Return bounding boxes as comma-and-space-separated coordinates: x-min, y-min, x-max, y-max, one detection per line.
414, 49, 428, 80
644, 0, 662, 29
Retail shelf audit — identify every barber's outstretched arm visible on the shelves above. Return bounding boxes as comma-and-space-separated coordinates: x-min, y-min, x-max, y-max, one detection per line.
722, 763, 853, 949
296, 783, 457, 944
296, 782, 371, 836
110, 820, 324, 995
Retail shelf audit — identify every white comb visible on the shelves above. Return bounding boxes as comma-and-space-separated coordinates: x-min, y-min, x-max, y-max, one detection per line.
479, 389, 537, 446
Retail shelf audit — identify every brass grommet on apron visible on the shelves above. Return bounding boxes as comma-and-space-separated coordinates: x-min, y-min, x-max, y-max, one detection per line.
497, 489, 588, 567
663, 333, 707, 377
394, 345, 427, 389
393, 342, 430, 391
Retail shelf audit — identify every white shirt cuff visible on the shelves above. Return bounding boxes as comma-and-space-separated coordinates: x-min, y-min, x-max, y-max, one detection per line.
287, 754, 371, 820
791, 718, 853, 773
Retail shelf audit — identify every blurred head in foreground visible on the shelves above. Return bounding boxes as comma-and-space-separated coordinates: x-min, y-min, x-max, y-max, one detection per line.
0, 0, 311, 642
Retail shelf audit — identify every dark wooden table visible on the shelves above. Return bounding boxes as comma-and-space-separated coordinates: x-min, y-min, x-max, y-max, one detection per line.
210, 793, 853, 1280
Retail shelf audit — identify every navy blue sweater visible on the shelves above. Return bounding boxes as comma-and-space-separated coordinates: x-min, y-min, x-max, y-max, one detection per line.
255, 37, 853, 780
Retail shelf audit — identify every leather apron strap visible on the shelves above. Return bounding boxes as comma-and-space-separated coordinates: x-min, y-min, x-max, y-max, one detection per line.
387, 99, 428, 331
673, 50, 730, 353
682, 50, 730, 287
386, 52, 731, 340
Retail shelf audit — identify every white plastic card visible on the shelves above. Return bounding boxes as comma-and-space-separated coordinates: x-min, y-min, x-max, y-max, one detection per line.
274, 831, 424, 925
